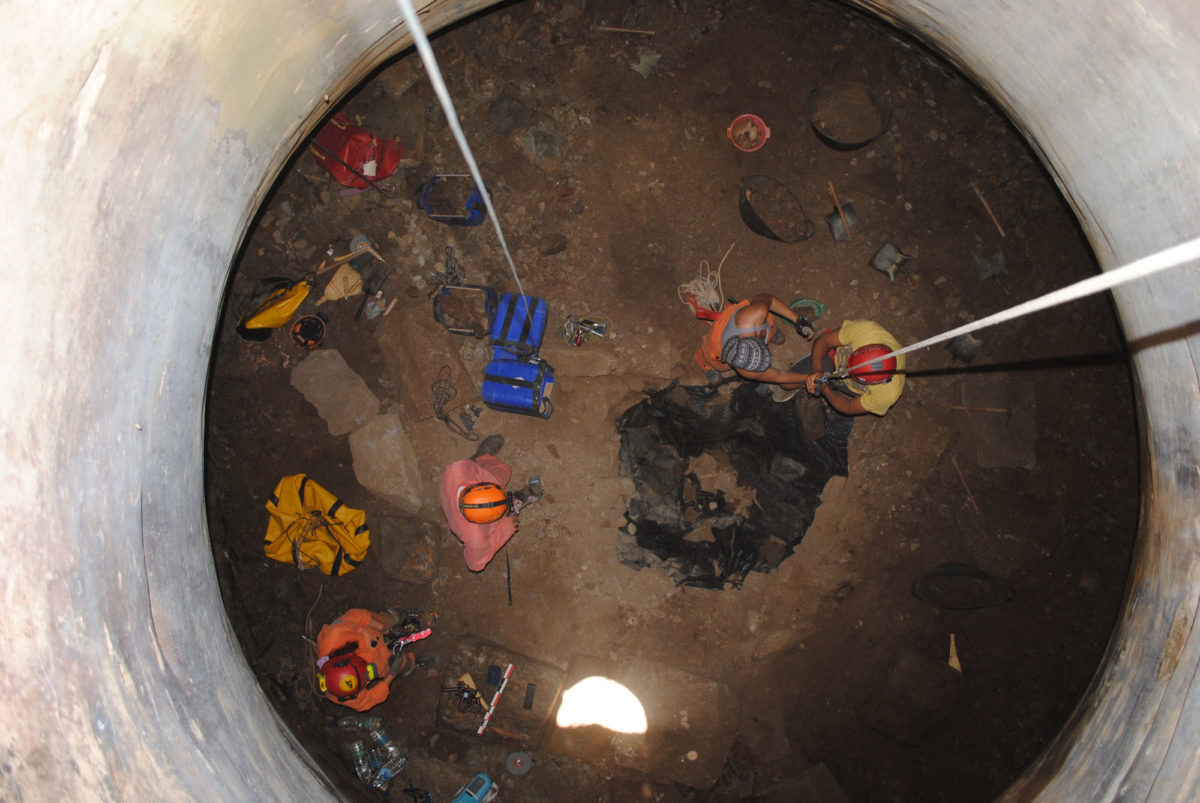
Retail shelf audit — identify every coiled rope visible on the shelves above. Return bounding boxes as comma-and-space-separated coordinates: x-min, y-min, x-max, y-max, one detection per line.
678, 242, 734, 311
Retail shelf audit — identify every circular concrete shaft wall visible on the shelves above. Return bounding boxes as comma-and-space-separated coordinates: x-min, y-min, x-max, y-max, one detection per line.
0, 0, 1195, 799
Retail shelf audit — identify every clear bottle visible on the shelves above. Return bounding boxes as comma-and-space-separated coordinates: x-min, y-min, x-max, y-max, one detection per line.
346, 740, 372, 785
370, 754, 409, 791
337, 714, 383, 732
369, 728, 403, 761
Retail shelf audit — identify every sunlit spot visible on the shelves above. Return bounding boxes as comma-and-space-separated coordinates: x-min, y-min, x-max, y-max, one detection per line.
555, 676, 647, 734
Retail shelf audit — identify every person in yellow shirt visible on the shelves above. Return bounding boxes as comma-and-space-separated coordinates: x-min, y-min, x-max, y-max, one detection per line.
796, 320, 906, 416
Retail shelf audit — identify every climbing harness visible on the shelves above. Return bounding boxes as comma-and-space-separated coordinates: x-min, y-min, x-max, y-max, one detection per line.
431, 365, 479, 441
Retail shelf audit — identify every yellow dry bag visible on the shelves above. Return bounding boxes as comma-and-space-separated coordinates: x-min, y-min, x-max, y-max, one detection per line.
236, 278, 312, 342
242, 280, 311, 329
263, 474, 370, 576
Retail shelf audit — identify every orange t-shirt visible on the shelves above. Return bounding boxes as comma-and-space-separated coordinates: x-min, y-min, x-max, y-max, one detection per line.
316, 609, 394, 711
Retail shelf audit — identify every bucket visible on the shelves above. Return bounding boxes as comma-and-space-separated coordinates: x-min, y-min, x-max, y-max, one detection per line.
727, 114, 770, 152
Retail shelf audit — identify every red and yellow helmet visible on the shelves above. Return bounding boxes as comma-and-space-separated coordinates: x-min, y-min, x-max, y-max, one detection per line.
317, 652, 377, 701
459, 482, 510, 524
847, 344, 897, 385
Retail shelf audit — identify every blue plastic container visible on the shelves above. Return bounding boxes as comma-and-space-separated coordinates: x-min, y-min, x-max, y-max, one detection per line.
489, 293, 548, 359
481, 358, 554, 419
419, 174, 487, 226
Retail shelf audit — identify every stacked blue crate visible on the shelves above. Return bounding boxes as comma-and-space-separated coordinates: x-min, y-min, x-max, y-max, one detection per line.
482, 292, 555, 419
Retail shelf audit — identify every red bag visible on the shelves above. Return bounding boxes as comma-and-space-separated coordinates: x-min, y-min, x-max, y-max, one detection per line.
310, 113, 403, 189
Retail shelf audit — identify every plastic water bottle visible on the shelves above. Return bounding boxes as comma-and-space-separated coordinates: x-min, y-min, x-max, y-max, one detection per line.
346, 741, 372, 785
371, 754, 409, 791
369, 728, 403, 761
336, 714, 383, 732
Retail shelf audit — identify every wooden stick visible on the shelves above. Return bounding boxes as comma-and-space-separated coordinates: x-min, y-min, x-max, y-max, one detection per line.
828, 181, 851, 239
951, 456, 981, 513
971, 183, 1006, 238
950, 405, 1011, 414
597, 25, 656, 35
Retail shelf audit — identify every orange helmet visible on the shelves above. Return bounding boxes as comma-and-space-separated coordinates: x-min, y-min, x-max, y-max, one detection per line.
847, 344, 897, 385
317, 651, 376, 701
459, 482, 510, 524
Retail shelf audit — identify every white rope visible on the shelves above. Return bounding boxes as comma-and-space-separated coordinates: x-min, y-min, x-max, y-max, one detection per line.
395, 0, 526, 300
863, 234, 1200, 371
678, 243, 733, 311
393, 1, 1200, 371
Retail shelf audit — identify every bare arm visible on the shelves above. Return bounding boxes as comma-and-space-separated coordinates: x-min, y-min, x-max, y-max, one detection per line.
750, 293, 801, 325
736, 364, 812, 385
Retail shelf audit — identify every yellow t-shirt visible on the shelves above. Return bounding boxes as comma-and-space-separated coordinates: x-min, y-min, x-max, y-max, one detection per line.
830, 319, 905, 416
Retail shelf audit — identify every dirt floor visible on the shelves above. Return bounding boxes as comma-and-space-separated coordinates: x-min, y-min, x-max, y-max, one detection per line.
204, 1, 1139, 800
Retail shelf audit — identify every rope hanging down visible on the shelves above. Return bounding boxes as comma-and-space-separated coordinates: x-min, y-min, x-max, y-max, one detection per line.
395, 0, 528, 303
858, 234, 1200, 375
396, 0, 1198, 375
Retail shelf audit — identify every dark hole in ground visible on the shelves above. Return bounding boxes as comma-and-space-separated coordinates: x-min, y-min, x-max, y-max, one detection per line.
204, 1, 1138, 800
617, 380, 850, 589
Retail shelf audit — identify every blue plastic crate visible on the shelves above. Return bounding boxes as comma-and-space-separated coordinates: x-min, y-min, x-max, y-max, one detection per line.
481, 358, 554, 419
489, 293, 548, 359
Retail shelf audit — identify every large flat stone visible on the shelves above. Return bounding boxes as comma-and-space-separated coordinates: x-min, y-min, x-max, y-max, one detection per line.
436, 635, 565, 747
862, 644, 965, 746
289, 348, 380, 435
611, 657, 737, 789
348, 413, 422, 514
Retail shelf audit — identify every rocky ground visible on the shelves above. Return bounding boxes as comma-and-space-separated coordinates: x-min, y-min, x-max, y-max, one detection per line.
204, 1, 1138, 800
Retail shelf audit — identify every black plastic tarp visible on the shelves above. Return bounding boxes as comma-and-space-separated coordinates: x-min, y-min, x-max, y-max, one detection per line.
616, 380, 851, 589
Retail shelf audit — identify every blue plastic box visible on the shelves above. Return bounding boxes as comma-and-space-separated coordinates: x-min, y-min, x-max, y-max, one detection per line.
482, 358, 554, 419
489, 292, 548, 359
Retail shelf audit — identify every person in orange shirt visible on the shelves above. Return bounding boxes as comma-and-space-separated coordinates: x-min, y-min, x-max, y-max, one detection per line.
694, 293, 814, 392
315, 608, 413, 711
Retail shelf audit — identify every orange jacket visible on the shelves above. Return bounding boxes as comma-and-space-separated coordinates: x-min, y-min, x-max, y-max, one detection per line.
316, 609, 394, 711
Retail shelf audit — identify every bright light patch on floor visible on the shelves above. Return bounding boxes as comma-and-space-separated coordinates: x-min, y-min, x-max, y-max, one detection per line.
555, 676, 647, 734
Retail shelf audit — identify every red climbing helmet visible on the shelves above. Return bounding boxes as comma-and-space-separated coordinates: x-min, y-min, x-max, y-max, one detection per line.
317, 651, 375, 701
847, 344, 897, 385
459, 482, 510, 524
